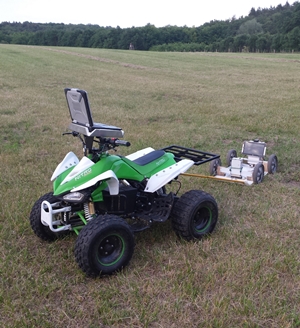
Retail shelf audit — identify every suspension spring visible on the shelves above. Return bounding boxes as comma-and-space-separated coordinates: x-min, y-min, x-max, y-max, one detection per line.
84, 202, 94, 221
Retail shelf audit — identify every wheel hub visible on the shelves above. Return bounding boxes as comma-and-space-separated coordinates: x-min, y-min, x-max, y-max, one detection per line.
194, 207, 211, 232
97, 234, 125, 266
99, 237, 117, 255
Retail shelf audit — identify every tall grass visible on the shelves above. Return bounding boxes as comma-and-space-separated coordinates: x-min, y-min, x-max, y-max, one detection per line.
0, 44, 299, 327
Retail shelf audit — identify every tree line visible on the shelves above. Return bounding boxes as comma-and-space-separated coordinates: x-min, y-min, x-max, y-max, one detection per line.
1, 1, 299, 52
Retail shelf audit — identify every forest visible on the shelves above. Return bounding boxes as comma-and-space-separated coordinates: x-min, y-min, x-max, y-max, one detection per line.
1, 1, 300, 52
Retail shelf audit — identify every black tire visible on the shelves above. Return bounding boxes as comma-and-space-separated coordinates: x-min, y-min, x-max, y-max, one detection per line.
226, 149, 237, 167
172, 190, 218, 241
74, 215, 135, 277
252, 163, 264, 184
267, 154, 278, 174
209, 158, 221, 176
29, 192, 67, 242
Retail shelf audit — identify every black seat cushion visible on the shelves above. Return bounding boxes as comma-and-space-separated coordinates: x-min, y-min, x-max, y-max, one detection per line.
133, 150, 165, 166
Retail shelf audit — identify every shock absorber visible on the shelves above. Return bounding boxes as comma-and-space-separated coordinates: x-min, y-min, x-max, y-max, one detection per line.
84, 202, 95, 221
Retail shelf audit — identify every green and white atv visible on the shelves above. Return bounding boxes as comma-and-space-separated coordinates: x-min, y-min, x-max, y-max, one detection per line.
30, 88, 220, 277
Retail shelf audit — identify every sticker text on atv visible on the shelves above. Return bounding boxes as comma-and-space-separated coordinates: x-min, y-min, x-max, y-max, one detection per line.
156, 158, 166, 166
75, 168, 92, 180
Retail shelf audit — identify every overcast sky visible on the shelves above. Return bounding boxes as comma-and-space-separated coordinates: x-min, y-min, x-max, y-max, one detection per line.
0, 0, 290, 28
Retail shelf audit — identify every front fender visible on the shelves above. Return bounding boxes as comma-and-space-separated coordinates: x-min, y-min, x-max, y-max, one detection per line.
71, 170, 119, 195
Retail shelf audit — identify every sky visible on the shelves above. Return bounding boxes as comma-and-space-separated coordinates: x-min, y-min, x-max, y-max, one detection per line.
0, 0, 290, 28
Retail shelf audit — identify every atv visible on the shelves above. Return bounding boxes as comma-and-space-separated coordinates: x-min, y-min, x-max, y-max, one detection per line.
30, 88, 220, 277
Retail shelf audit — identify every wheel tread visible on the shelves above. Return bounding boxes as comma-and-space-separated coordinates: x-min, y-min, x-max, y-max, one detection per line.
74, 215, 135, 277
172, 190, 218, 241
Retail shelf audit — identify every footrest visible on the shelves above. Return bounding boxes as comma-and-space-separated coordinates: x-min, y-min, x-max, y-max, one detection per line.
139, 193, 174, 223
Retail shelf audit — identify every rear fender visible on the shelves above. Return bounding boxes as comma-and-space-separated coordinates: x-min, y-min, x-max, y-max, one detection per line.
144, 159, 194, 193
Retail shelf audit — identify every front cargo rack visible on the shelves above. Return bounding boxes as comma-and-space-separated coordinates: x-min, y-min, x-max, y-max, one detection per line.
162, 145, 220, 166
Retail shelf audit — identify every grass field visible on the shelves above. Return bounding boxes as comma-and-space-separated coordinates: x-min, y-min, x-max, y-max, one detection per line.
0, 44, 299, 327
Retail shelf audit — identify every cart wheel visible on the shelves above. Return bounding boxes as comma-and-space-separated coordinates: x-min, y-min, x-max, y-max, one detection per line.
171, 190, 218, 241
226, 149, 237, 166
267, 154, 278, 174
252, 163, 264, 184
209, 158, 221, 176
75, 214, 135, 277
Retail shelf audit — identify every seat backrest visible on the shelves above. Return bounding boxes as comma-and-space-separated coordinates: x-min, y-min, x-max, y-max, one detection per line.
64, 88, 124, 138
65, 88, 94, 130
242, 141, 266, 158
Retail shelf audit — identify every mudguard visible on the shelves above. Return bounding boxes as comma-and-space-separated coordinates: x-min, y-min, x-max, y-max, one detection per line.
144, 159, 194, 193
71, 170, 119, 195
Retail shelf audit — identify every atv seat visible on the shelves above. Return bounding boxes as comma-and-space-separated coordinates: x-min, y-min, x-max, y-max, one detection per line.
132, 150, 165, 166
65, 88, 124, 138
122, 150, 176, 177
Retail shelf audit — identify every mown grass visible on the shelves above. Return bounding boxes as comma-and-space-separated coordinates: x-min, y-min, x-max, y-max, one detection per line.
0, 44, 299, 327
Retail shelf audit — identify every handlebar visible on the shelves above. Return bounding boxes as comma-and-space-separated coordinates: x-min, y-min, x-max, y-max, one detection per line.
62, 131, 79, 137
113, 139, 131, 147
63, 131, 130, 149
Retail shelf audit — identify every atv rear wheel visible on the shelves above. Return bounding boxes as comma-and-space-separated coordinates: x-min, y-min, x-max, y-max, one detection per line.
172, 190, 218, 241
74, 214, 135, 277
29, 192, 68, 242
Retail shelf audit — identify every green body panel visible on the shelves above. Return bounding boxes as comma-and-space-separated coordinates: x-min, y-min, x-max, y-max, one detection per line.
53, 151, 176, 197
53, 166, 75, 192
53, 154, 144, 196
91, 185, 106, 202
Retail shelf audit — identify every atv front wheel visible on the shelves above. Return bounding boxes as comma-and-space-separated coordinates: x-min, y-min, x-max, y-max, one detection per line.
74, 215, 135, 277
172, 190, 218, 241
29, 192, 68, 242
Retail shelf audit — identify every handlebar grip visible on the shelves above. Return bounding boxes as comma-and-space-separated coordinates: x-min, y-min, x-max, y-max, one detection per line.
115, 140, 131, 147
62, 131, 79, 137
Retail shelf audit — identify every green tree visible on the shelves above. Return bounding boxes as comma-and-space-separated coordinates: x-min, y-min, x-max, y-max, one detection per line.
237, 18, 263, 35
233, 34, 250, 52
271, 33, 283, 52
288, 26, 300, 51
256, 33, 271, 52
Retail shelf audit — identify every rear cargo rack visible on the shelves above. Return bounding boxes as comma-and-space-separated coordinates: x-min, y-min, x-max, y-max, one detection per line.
162, 145, 220, 166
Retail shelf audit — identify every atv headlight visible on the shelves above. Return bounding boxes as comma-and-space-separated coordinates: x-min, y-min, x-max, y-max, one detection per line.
63, 192, 85, 202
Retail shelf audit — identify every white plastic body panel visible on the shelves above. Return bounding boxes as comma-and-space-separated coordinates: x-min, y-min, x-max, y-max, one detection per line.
60, 156, 94, 185
144, 159, 194, 193
71, 170, 119, 195
51, 152, 79, 181
125, 147, 155, 161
